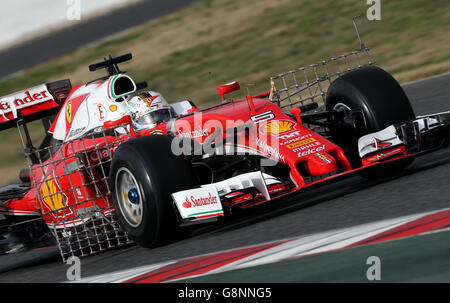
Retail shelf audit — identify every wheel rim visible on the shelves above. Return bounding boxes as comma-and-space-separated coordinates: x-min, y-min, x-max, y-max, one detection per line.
115, 167, 144, 228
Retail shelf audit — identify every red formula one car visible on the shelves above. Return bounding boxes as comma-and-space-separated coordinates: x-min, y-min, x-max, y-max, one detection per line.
0, 49, 449, 260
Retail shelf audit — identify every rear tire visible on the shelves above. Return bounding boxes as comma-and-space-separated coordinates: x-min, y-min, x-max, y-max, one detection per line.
325, 66, 416, 178
110, 135, 198, 248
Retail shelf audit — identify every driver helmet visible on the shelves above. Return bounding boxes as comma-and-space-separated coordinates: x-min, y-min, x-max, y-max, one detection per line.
127, 91, 172, 130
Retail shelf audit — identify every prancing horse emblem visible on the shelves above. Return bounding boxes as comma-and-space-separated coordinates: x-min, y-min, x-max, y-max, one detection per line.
66, 102, 72, 124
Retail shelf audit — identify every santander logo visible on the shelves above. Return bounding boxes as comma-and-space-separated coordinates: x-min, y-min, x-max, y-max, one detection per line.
182, 193, 218, 208
0, 88, 51, 113
182, 198, 192, 208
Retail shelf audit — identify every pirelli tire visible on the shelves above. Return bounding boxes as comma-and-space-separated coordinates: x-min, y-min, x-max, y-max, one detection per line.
110, 135, 198, 248
325, 66, 416, 178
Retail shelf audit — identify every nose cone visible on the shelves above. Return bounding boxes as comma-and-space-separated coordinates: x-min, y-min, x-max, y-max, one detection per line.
304, 152, 337, 176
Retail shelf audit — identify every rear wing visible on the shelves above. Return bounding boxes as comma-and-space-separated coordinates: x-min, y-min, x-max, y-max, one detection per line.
0, 79, 72, 131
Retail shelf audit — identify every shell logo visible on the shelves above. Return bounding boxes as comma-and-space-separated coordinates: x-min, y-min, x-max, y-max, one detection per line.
41, 176, 65, 212
260, 120, 295, 135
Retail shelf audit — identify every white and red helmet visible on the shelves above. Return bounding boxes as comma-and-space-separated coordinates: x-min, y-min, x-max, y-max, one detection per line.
127, 91, 172, 130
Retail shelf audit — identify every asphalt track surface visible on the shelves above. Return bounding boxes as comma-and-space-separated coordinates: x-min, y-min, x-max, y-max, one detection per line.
0, 72, 449, 282
0, 0, 201, 80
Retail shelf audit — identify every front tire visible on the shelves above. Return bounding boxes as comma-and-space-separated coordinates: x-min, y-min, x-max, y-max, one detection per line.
110, 135, 198, 248
326, 66, 416, 178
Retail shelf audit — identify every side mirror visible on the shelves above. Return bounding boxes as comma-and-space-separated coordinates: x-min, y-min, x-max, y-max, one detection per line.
217, 81, 240, 101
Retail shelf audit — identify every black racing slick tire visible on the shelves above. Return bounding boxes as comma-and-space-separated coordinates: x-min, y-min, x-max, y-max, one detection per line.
325, 66, 416, 178
110, 135, 198, 248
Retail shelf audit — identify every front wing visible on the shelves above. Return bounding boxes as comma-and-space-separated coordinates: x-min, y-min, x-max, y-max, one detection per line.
171, 111, 450, 225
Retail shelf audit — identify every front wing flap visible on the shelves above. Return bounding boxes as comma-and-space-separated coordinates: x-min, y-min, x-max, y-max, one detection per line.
359, 112, 450, 164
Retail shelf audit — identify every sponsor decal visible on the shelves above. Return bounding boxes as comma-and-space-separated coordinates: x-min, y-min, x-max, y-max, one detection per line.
89, 145, 117, 163
279, 130, 301, 140
315, 153, 332, 163
292, 141, 322, 153
182, 192, 218, 209
66, 102, 73, 124
0, 85, 52, 114
280, 133, 312, 146
144, 95, 158, 108
41, 175, 65, 212
297, 145, 325, 157
63, 160, 81, 175
372, 138, 392, 149
96, 104, 107, 121
69, 126, 86, 138
75, 188, 84, 201
91, 126, 105, 133
260, 120, 295, 135
182, 199, 191, 208
256, 137, 285, 163
287, 137, 316, 149
109, 105, 118, 112
366, 147, 404, 162
76, 206, 102, 218
60, 93, 90, 141
172, 186, 223, 220
177, 126, 210, 139
150, 129, 163, 135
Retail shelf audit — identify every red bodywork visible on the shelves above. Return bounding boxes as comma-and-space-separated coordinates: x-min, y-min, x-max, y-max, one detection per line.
166, 98, 352, 187
4, 84, 408, 229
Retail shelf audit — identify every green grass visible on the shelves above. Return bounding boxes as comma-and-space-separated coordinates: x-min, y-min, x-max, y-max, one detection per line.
1, 0, 450, 184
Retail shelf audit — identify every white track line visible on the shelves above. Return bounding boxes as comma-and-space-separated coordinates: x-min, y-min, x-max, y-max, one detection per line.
69, 261, 175, 283
73, 207, 450, 283
166, 207, 450, 282
182, 212, 426, 279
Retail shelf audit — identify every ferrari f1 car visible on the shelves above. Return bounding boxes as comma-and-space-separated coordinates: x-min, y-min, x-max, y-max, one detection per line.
1, 47, 449, 260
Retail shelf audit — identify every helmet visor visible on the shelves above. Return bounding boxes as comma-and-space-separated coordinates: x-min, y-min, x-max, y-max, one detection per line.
137, 108, 172, 126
